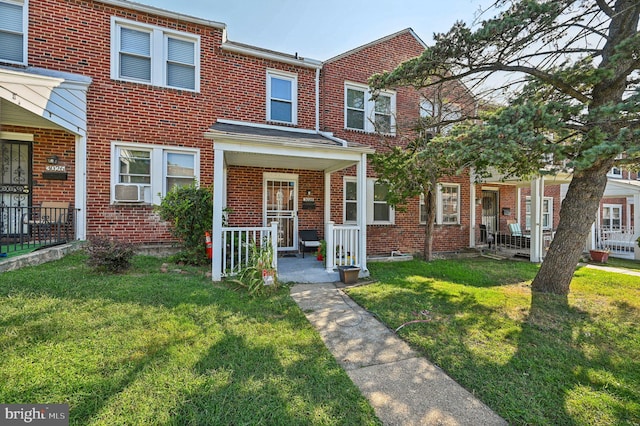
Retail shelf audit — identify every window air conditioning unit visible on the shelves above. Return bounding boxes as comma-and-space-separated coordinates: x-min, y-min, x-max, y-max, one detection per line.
114, 184, 144, 202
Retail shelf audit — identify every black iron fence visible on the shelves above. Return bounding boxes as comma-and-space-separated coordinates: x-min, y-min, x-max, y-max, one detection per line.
0, 205, 77, 257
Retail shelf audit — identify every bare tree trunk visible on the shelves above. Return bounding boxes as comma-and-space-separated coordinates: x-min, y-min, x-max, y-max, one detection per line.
532, 162, 611, 294
423, 177, 438, 261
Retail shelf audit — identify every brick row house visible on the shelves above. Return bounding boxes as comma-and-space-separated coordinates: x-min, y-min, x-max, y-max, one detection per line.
3, 0, 607, 277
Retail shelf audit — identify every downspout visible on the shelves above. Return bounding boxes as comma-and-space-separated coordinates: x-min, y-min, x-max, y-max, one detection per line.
315, 67, 320, 132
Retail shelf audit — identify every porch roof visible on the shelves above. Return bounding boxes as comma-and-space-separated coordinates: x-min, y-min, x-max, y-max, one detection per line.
604, 178, 640, 197
205, 120, 373, 172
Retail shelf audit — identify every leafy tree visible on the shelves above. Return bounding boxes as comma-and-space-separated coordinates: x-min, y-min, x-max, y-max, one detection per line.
371, 0, 640, 295
371, 82, 469, 260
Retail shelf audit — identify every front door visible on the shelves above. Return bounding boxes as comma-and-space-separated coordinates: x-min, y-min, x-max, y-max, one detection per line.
481, 190, 499, 237
0, 140, 31, 236
264, 174, 298, 251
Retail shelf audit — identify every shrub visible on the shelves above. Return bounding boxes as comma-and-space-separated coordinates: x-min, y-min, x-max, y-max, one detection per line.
85, 237, 135, 273
155, 183, 213, 265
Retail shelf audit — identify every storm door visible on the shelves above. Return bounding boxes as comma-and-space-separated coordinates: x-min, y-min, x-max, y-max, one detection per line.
264, 174, 298, 251
481, 190, 499, 239
0, 140, 31, 236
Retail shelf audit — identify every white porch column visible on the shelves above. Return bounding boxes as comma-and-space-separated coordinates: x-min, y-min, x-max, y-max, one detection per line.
270, 221, 279, 270
358, 153, 368, 273
324, 171, 331, 224
634, 193, 640, 260
325, 221, 335, 273
74, 134, 87, 240
469, 178, 477, 248
211, 148, 225, 281
530, 177, 544, 263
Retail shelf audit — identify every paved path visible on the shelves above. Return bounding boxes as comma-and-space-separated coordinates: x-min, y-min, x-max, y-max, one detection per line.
582, 263, 640, 277
290, 283, 507, 426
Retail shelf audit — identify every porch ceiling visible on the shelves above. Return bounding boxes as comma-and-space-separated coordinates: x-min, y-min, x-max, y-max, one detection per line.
604, 179, 640, 197
224, 150, 357, 171
1, 98, 68, 131
481, 171, 573, 187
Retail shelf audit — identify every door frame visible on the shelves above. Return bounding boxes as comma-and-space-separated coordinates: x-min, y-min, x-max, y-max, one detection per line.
263, 172, 298, 251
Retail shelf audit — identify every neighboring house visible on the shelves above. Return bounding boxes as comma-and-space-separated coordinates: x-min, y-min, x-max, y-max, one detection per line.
4, 0, 591, 278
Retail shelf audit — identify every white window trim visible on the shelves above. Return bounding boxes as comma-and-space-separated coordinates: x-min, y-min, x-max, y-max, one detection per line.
111, 141, 199, 205
525, 196, 554, 230
602, 203, 622, 230
0, 0, 28, 65
266, 69, 298, 125
419, 184, 461, 225
344, 177, 395, 225
344, 82, 396, 135
110, 17, 200, 92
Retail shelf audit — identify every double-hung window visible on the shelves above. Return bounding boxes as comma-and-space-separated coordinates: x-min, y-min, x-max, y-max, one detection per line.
0, 0, 27, 64
267, 70, 297, 124
525, 197, 553, 230
602, 204, 622, 230
419, 183, 461, 225
112, 142, 199, 204
344, 178, 394, 224
345, 83, 395, 134
111, 17, 200, 91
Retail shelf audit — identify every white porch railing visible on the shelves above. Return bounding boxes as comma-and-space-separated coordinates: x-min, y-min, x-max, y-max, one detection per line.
221, 222, 278, 277
596, 226, 637, 257
326, 223, 360, 269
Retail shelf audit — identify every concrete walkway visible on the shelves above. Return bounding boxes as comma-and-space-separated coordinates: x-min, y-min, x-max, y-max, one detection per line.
582, 263, 640, 277
290, 283, 507, 426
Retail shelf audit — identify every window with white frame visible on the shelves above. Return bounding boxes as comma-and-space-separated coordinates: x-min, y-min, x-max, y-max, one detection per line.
419, 98, 461, 134
267, 70, 297, 124
420, 183, 461, 225
344, 178, 394, 224
0, 0, 27, 64
345, 83, 395, 134
602, 204, 622, 230
111, 17, 199, 91
607, 167, 622, 178
525, 196, 553, 230
112, 142, 199, 204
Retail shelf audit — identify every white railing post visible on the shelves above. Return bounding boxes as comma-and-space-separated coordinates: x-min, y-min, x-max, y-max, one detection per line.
326, 221, 335, 272
270, 221, 278, 270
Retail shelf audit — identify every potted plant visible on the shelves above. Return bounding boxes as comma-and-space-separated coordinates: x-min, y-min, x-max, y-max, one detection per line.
317, 240, 326, 261
589, 248, 610, 263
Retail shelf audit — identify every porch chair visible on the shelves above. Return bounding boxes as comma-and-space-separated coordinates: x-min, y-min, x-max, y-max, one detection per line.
508, 222, 530, 248
299, 229, 321, 258
24, 201, 70, 243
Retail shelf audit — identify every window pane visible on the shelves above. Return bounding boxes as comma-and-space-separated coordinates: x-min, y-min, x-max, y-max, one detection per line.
346, 181, 357, 201
347, 89, 364, 109
167, 63, 195, 89
420, 204, 427, 223
167, 37, 194, 65
375, 96, 391, 114
374, 204, 390, 221
271, 77, 292, 101
167, 177, 194, 189
346, 110, 364, 129
271, 100, 292, 122
166, 153, 195, 177
0, 32, 23, 62
119, 149, 151, 184
441, 186, 458, 223
346, 202, 357, 222
120, 27, 150, 55
375, 114, 391, 133
120, 55, 151, 81
374, 183, 388, 201
0, 2, 23, 32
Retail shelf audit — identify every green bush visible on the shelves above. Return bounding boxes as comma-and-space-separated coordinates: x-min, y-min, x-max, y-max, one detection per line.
85, 237, 135, 273
155, 183, 212, 265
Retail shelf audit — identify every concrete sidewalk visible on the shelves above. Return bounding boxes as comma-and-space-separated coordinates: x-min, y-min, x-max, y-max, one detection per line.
290, 283, 507, 426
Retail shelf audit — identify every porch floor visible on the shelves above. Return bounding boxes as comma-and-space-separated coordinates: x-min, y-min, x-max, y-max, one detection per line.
278, 253, 340, 284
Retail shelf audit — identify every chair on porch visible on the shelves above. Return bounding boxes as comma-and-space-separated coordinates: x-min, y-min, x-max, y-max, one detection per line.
508, 222, 530, 248
23, 201, 70, 243
299, 229, 321, 258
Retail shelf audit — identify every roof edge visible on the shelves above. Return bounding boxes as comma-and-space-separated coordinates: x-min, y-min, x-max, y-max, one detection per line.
96, 0, 226, 29
221, 41, 323, 69
325, 28, 427, 64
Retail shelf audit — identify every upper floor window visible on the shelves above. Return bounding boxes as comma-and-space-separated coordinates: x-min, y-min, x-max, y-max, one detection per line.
345, 83, 396, 134
419, 98, 461, 134
111, 17, 200, 91
0, 0, 27, 64
419, 183, 461, 225
607, 167, 622, 178
111, 142, 199, 204
267, 70, 297, 124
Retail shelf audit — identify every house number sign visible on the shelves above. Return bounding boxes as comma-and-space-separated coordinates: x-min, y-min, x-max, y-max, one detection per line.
45, 165, 66, 172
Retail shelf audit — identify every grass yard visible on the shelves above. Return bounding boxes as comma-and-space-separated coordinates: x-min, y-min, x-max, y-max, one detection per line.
0, 253, 379, 425
346, 258, 640, 426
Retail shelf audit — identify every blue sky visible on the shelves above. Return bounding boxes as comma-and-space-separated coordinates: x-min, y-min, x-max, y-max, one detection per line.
137, 0, 496, 60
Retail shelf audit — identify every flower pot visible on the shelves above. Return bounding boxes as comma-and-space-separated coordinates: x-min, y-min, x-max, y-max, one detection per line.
338, 266, 360, 284
589, 250, 609, 263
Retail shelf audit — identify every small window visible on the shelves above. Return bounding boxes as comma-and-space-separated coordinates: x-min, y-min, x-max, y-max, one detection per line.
344, 180, 358, 222
525, 197, 553, 230
373, 182, 390, 222
112, 143, 199, 204
419, 98, 461, 134
343, 177, 394, 225
267, 70, 297, 124
111, 17, 200, 91
345, 83, 396, 134
602, 204, 622, 230
0, 0, 27, 64
420, 184, 460, 225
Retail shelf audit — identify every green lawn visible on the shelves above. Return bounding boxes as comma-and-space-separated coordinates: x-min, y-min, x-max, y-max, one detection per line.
0, 253, 379, 425
346, 258, 640, 425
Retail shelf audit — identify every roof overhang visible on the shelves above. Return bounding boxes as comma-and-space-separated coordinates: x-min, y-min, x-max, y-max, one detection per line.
479, 169, 573, 187
604, 178, 640, 197
0, 66, 91, 136
205, 122, 373, 172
